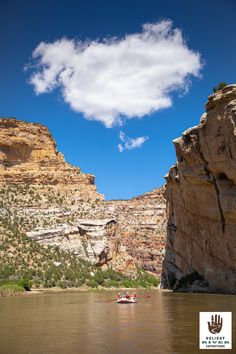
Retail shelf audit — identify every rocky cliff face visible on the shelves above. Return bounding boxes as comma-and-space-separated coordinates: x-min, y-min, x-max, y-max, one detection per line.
162, 85, 236, 294
107, 188, 167, 275
0, 118, 102, 202
0, 118, 166, 278
26, 218, 136, 277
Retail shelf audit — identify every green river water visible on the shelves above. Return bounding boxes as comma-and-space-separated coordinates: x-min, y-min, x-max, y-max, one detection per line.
0, 290, 235, 354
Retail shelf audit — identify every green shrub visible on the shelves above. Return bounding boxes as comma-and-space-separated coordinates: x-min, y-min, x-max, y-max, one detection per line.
121, 279, 134, 288
213, 82, 227, 92
94, 272, 104, 285
18, 278, 32, 291
59, 281, 67, 289
137, 279, 148, 288
86, 279, 98, 288
104, 279, 118, 288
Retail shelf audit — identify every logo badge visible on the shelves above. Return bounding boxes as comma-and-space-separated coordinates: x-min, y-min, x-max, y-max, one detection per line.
199, 312, 232, 350
208, 314, 223, 334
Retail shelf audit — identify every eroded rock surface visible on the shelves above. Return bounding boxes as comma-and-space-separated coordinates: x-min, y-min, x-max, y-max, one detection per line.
0, 118, 102, 202
27, 218, 136, 277
107, 188, 167, 275
162, 85, 236, 294
0, 118, 166, 278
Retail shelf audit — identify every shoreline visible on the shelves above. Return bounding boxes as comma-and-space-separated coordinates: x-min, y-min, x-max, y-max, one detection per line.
0, 285, 161, 298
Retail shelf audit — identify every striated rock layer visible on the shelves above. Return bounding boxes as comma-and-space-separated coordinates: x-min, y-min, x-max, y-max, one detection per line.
162, 85, 236, 294
27, 218, 136, 277
0, 118, 102, 202
0, 117, 166, 278
107, 188, 167, 275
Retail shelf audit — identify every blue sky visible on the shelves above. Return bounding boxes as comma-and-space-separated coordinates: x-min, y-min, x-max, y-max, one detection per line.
0, 0, 235, 199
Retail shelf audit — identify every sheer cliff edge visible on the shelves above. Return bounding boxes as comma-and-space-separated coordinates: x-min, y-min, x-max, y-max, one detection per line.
162, 84, 236, 294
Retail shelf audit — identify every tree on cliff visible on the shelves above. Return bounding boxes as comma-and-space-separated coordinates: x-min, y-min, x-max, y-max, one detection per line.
213, 82, 227, 92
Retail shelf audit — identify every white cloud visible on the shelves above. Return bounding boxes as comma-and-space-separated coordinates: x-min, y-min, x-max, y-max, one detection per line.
118, 131, 148, 152
29, 20, 202, 127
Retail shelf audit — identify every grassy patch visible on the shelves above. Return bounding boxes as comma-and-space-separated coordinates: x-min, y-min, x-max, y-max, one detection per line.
0, 280, 25, 294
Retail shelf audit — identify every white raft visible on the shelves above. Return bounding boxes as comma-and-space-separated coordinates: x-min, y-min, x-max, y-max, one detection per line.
117, 298, 137, 304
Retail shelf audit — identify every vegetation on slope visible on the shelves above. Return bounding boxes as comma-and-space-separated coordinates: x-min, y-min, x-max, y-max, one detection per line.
0, 280, 25, 295
0, 184, 110, 232
0, 215, 159, 290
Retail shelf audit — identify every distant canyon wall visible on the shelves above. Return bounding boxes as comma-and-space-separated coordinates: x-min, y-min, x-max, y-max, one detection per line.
108, 189, 166, 275
0, 118, 166, 278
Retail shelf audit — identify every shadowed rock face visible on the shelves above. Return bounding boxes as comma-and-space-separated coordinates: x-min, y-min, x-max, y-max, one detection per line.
108, 188, 167, 275
162, 85, 236, 294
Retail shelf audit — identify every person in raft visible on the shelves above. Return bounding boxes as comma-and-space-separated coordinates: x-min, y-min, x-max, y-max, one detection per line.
118, 292, 122, 300
126, 291, 130, 299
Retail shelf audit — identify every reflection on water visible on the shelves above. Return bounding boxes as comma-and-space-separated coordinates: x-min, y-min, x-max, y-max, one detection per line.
0, 290, 235, 354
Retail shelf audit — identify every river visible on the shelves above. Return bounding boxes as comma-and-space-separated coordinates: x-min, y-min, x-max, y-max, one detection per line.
0, 290, 235, 354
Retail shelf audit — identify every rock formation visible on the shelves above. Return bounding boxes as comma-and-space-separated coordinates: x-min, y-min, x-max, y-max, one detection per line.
0, 118, 102, 202
162, 85, 236, 294
107, 188, 167, 275
26, 219, 136, 277
0, 117, 166, 278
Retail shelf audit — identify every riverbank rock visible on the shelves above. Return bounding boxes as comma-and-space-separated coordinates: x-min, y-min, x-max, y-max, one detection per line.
162, 84, 236, 294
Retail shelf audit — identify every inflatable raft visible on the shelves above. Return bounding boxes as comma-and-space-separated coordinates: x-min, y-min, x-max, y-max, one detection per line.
117, 298, 137, 304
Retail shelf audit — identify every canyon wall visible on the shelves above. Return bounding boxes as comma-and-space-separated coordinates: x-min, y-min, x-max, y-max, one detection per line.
107, 189, 166, 275
162, 85, 236, 294
0, 118, 102, 202
0, 118, 166, 278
